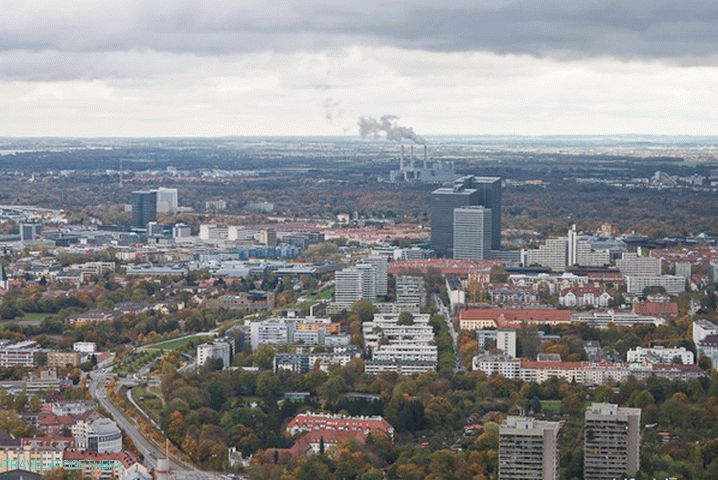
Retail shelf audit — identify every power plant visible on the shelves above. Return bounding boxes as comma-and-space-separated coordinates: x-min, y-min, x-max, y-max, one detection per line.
387, 145, 458, 184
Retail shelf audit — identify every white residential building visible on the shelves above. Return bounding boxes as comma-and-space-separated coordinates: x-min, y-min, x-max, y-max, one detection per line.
361, 256, 389, 297
197, 339, 233, 369
572, 311, 665, 329
396, 275, 426, 306
626, 275, 685, 295
335, 266, 376, 304
72, 342, 97, 353
616, 252, 661, 277
626, 346, 694, 365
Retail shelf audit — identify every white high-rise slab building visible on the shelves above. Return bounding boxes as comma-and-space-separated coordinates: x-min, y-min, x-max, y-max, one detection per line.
361, 256, 389, 297
335, 266, 376, 304
453, 206, 492, 260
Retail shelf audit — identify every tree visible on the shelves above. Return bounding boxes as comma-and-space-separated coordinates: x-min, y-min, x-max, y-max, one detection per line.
351, 300, 375, 323
530, 396, 542, 414
256, 371, 282, 402
397, 312, 414, 325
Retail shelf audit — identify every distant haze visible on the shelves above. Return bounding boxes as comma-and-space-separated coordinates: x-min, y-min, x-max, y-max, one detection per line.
1, 1, 718, 136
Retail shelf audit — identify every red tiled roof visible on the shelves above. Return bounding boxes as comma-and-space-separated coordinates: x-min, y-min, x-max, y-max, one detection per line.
287, 414, 393, 435
461, 308, 571, 323
38, 414, 74, 426
634, 302, 679, 316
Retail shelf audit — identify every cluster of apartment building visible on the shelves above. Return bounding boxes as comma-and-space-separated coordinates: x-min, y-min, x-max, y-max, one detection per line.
498, 403, 641, 480
0, 340, 108, 370
363, 313, 438, 375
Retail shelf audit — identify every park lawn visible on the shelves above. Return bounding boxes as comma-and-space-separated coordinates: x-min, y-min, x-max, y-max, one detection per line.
540, 400, 562, 413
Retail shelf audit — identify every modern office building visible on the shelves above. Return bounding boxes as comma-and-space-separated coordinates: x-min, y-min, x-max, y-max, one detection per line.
131, 190, 157, 228
430, 175, 501, 256
20, 223, 42, 242
453, 206, 492, 260
499, 416, 561, 480
361, 256, 389, 296
584, 403, 641, 480
155, 187, 178, 214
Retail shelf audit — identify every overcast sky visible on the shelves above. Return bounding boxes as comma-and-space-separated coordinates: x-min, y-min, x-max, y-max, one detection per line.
3, 0, 718, 137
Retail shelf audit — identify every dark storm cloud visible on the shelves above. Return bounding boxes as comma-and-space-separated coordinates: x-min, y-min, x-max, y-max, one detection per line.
1, 0, 717, 62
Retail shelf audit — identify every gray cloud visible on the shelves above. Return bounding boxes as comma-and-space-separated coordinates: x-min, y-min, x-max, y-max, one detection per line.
1, 1, 718, 65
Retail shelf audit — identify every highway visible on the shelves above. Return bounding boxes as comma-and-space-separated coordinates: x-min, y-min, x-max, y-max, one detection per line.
88, 372, 229, 480
433, 294, 465, 372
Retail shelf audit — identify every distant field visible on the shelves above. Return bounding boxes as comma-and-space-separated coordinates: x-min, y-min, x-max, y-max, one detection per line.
0, 312, 48, 327
16, 312, 48, 321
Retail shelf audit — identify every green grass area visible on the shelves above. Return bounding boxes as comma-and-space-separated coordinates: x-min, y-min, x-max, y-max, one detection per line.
147, 334, 205, 351
310, 287, 334, 300
540, 400, 562, 413
15, 312, 50, 321
132, 386, 163, 422
115, 350, 164, 375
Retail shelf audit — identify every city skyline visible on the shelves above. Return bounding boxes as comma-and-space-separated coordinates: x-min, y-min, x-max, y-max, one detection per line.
2, 1, 718, 137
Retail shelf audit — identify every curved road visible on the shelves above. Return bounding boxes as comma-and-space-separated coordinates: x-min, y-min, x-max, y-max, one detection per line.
89, 372, 229, 480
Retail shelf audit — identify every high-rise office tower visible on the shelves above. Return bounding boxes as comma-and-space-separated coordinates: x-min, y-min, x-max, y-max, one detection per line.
453, 206, 492, 260
473, 176, 502, 250
155, 187, 178, 214
361, 256, 389, 297
584, 403, 641, 480
131, 190, 158, 228
499, 416, 561, 480
430, 175, 501, 257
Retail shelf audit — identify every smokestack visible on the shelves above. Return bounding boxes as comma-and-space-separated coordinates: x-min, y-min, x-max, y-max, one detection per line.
410, 145, 414, 168
400, 145, 405, 168
423, 145, 428, 169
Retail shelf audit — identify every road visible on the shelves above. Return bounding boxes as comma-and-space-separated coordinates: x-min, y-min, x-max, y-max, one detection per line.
433, 294, 464, 372
89, 372, 229, 480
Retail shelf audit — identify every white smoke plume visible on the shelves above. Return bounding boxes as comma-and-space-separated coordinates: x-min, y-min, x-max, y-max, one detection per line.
358, 115, 425, 144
